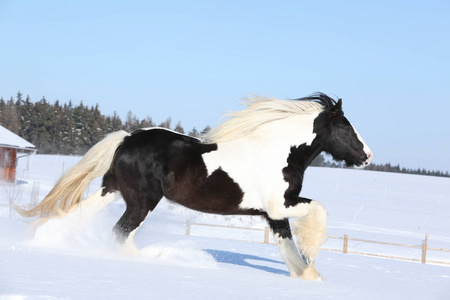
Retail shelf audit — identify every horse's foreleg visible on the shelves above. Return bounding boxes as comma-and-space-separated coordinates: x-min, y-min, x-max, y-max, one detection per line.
292, 199, 328, 280
267, 198, 328, 280
266, 218, 308, 277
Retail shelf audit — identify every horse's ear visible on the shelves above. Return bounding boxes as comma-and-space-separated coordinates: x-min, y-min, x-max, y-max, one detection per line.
330, 99, 342, 124
334, 98, 342, 111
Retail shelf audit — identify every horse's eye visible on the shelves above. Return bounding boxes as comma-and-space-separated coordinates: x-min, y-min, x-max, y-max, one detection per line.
345, 126, 351, 132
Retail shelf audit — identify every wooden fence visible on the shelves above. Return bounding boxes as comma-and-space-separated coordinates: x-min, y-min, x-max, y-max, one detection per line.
324, 233, 450, 265
185, 222, 450, 266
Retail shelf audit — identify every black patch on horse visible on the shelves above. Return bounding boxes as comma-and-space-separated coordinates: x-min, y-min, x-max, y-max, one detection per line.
102, 129, 263, 240
266, 217, 293, 240
282, 144, 316, 208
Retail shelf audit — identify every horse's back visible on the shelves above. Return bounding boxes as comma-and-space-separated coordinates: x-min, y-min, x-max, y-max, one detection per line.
102, 128, 217, 195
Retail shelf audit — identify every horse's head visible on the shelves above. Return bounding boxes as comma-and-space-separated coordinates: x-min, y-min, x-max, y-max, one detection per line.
316, 99, 373, 167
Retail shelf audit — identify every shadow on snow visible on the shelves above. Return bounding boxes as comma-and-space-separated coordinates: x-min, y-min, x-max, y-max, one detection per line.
204, 249, 289, 276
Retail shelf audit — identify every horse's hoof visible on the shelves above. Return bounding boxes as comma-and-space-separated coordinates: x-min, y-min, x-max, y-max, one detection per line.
298, 264, 323, 281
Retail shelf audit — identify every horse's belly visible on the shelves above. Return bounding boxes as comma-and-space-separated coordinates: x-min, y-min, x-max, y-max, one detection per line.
164, 165, 255, 215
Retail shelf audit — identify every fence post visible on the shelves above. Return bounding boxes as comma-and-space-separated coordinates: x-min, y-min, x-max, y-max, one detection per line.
186, 221, 191, 236
264, 227, 270, 244
343, 234, 349, 254
421, 233, 428, 264
31, 181, 40, 207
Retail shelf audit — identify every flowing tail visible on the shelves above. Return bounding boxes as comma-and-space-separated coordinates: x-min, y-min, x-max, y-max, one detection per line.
16, 130, 129, 218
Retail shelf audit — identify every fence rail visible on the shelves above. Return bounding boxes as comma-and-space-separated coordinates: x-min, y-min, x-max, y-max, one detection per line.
185, 222, 450, 266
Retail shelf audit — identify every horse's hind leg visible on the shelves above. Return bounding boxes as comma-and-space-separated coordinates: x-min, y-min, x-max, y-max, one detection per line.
266, 217, 319, 279
67, 188, 121, 217
113, 189, 163, 255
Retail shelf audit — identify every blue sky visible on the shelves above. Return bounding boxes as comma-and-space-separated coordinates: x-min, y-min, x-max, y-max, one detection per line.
1, 1, 449, 172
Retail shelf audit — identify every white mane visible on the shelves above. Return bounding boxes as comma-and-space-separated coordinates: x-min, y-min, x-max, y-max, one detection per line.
203, 96, 326, 143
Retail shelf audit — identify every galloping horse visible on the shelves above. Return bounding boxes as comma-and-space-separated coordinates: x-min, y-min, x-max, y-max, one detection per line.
19, 93, 372, 280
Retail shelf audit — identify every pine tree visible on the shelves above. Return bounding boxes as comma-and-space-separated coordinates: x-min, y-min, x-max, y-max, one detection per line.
71, 101, 86, 154
125, 111, 139, 132
29, 97, 52, 152
189, 127, 199, 137
0, 97, 6, 125
3, 96, 20, 133
15, 91, 24, 134
86, 104, 107, 147
60, 101, 76, 154
16, 91, 23, 105
311, 153, 325, 167
174, 121, 184, 134
18, 95, 34, 141
44, 99, 63, 153
201, 125, 211, 136
139, 116, 154, 129
159, 117, 172, 129
107, 111, 123, 132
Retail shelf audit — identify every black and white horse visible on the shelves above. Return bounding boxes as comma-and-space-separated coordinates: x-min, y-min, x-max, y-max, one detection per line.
20, 93, 372, 280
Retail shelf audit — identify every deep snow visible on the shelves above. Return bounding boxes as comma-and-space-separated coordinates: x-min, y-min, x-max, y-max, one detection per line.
1, 154, 449, 299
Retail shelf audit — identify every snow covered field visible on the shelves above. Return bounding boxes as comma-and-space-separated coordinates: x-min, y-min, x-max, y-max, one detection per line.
1, 155, 449, 299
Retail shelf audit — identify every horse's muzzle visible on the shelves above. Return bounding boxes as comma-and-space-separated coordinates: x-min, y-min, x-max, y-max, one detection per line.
362, 151, 373, 166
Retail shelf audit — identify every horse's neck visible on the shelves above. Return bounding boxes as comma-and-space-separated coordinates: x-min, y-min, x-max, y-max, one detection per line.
206, 113, 320, 168
251, 113, 320, 150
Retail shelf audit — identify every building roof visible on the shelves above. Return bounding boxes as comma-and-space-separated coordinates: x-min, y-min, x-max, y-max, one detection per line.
0, 125, 36, 151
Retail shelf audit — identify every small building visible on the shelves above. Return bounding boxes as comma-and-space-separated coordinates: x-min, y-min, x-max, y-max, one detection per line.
0, 125, 37, 183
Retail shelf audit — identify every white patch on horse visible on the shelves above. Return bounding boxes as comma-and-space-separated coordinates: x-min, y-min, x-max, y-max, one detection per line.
203, 111, 321, 215
351, 124, 373, 165
305, 133, 317, 146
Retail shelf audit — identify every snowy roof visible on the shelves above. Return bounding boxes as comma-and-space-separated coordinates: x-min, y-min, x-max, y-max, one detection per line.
0, 125, 36, 151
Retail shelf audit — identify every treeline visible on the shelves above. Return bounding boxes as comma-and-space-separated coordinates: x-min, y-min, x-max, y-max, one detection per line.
363, 163, 449, 178
311, 154, 449, 178
1, 92, 448, 178
0, 92, 209, 155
